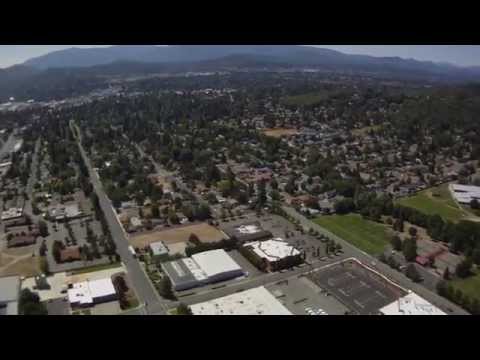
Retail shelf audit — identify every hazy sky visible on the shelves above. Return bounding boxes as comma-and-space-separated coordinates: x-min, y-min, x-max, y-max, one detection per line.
1, 45, 480, 68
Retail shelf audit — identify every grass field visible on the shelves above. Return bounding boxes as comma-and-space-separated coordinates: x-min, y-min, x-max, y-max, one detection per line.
396, 184, 467, 223
313, 214, 391, 256
452, 270, 480, 303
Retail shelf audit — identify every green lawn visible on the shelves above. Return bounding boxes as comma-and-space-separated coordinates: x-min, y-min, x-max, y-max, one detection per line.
313, 214, 391, 256
281, 90, 350, 107
451, 270, 480, 303
396, 184, 466, 223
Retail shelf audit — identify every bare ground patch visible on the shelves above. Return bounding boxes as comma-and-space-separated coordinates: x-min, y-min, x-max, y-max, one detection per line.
263, 128, 299, 138
129, 222, 226, 249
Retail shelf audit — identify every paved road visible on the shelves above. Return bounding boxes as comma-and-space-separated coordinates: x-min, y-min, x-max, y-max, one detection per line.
72, 123, 166, 315
282, 206, 470, 315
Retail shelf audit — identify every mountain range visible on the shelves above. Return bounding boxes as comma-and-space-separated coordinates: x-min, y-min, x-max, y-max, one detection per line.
2, 45, 480, 101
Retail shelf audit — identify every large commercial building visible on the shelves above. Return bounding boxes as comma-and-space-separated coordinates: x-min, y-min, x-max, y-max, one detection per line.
449, 184, 480, 205
242, 238, 302, 272
161, 249, 244, 291
379, 292, 446, 315
190, 286, 292, 315
67, 278, 118, 307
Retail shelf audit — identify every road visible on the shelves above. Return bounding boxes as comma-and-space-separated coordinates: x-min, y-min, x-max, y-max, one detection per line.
72, 123, 166, 315
282, 206, 470, 315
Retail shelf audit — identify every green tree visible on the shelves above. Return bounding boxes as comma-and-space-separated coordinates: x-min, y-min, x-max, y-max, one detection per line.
177, 303, 193, 315
402, 237, 417, 262
455, 258, 473, 278
443, 267, 451, 280
38, 220, 49, 237
19, 289, 47, 315
390, 235, 402, 251
158, 276, 176, 300
408, 226, 418, 238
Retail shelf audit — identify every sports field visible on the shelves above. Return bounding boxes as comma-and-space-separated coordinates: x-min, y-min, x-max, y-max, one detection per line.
396, 184, 467, 223
313, 214, 390, 256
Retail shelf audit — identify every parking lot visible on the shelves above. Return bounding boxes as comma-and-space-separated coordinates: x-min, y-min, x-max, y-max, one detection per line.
266, 276, 349, 315
307, 260, 407, 315
219, 213, 327, 263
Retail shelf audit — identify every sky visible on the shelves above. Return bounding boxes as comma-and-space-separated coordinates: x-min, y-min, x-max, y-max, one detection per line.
1, 45, 480, 68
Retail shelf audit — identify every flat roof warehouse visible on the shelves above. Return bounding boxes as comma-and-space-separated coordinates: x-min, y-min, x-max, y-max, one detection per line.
190, 286, 292, 315
161, 249, 245, 291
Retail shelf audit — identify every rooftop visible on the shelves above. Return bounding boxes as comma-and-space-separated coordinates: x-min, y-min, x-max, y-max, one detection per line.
244, 238, 301, 262
190, 286, 292, 315
191, 249, 243, 279
67, 278, 116, 306
379, 292, 446, 315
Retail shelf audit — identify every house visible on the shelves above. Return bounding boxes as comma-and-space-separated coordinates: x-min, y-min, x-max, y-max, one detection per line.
149, 241, 170, 262
60, 246, 82, 263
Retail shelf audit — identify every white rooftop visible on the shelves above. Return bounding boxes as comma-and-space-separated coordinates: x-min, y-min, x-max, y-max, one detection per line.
190, 286, 292, 315
380, 292, 446, 315
182, 258, 208, 282
237, 224, 261, 234
191, 249, 243, 279
67, 278, 116, 306
244, 238, 301, 262
450, 184, 480, 204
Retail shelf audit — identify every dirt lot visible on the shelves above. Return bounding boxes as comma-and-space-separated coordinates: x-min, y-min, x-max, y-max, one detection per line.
263, 128, 299, 138
0, 245, 40, 277
129, 222, 226, 249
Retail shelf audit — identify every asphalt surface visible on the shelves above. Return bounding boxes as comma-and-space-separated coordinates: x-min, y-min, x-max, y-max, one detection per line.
282, 206, 470, 315
73, 123, 166, 315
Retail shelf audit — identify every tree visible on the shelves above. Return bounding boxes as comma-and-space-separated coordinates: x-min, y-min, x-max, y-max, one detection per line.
408, 226, 418, 238
436, 280, 448, 297
189, 233, 201, 245
405, 264, 421, 282
443, 267, 451, 280
455, 258, 473, 278
284, 176, 296, 195
52, 240, 64, 263
39, 241, 47, 257
19, 289, 47, 315
402, 237, 417, 262
471, 199, 480, 210
177, 303, 192, 315
158, 276, 176, 300
151, 204, 160, 218
334, 198, 355, 214
390, 235, 402, 251
195, 203, 211, 221
38, 220, 49, 238
473, 248, 480, 265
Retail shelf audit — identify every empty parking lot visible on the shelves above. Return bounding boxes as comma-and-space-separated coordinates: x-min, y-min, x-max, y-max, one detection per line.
307, 260, 407, 315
